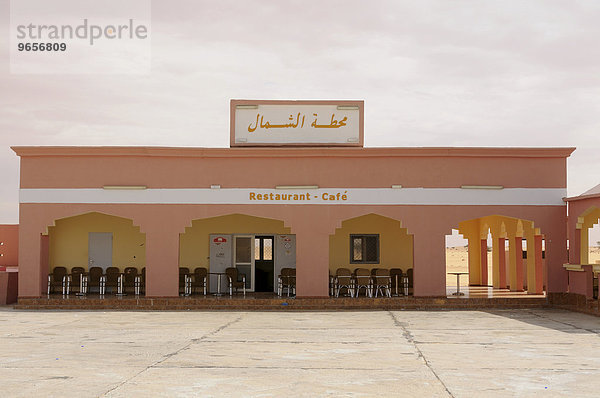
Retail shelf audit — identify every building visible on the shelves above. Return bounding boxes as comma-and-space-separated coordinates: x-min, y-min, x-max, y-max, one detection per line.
9, 100, 577, 301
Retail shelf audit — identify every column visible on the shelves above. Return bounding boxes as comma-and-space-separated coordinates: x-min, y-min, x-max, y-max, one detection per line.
413, 231, 446, 297
512, 236, 524, 292
291, 213, 331, 298
467, 237, 481, 286
18, 222, 44, 298
480, 238, 488, 286
498, 237, 507, 289
571, 227, 581, 264
143, 223, 181, 297
492, 234, 500, 288
580, 227, 589, 265
530, 234, 544, 294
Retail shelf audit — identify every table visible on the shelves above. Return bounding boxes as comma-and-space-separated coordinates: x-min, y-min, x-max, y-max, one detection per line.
448, 272, 469, 296
208, 272, 227, 296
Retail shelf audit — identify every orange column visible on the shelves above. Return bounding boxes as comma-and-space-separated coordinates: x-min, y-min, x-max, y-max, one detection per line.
480, 239, 488, 286
571, 228, 581, 264
532, 234, 544, 294
514, 237, 524, 292
413, 231, 446, 297
295, 230, 330, 297
18, 219, 44, 298
498, 238, 507, 289
292, 213, 330, 298
143, 223, 180, 297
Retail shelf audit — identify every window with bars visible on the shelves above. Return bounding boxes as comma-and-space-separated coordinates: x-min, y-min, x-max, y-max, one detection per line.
350, 234, 379, 264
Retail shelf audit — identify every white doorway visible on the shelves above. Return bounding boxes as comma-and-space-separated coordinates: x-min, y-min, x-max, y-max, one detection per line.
88, 232, 113, 271
234, 235, 255, 291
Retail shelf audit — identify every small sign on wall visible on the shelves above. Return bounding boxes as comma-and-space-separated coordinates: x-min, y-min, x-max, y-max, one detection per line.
231, 99, 364, 147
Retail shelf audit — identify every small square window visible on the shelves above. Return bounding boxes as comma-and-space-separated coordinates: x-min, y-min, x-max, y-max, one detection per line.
350, 234, 379, 264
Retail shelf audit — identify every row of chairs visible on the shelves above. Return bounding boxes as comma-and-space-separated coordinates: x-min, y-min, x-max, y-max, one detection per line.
179, 267, 245, 296
47, 266, 244, 297
331, 267, 413, 298
178, 267, 208, 296
47, 266, 145, 296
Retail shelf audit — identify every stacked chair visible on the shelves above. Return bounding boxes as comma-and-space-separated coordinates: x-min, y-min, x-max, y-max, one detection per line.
389, 268, 403, 296
121, 267, 138, 295
334, 268, 354, 297
47, 266, 68, 295
191, 267, 208, 296
67, 266, 88, 296
277, 268, 296, 297
179, 267, 192, 296
88, 266, 105, 295
372, 268, 392, 297
354, 268, 372, 297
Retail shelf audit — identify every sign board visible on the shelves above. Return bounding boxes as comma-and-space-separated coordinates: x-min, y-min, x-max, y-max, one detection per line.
209, 234, 232, 293
230, 100, 364, 147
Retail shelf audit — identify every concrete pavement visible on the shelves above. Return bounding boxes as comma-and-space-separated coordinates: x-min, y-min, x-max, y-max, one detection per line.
0, 308, 599, 397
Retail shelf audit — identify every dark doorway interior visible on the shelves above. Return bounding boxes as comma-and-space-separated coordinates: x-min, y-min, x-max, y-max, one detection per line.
255, 236, 274, 292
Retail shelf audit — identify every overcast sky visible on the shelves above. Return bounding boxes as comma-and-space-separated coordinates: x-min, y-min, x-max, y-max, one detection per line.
1, 0, 599, 240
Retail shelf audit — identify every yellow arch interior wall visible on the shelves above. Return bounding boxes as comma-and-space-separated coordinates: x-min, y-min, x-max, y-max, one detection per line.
580, 206, 600, 265
48, 212, 146, 272
329, 213, 413, 273
179, 214, 291, 268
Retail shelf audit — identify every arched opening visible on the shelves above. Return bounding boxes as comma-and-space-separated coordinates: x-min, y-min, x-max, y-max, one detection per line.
457, 215, 545, 296
590, 222, 600, 265
445, 229, 468, 295
47, 212, 145, 295
180, 214, 292, 294
578, 206, 600, 265
329, 213, 413, 295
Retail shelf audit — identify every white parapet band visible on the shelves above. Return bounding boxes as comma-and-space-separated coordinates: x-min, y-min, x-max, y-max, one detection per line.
20, 187, 566, 206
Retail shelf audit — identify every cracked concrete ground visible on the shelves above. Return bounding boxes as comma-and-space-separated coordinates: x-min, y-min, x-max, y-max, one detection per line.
0, 308, 599, 397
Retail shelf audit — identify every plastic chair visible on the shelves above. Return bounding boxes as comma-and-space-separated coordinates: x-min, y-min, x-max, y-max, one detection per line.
87, 266, 105, 295
123, 267, 138, 294
373, 268, 392, 297
192, 267, 208, 296
277, 268, 296, 297
389, 268, 403, 296
47, 266, 68, 295
226, 267, 246, 296
354, 268, 372, 297
179, 267, 191, 296
68, 266, 88, 295
105, 267, 120, 294
335, 268, 354, 297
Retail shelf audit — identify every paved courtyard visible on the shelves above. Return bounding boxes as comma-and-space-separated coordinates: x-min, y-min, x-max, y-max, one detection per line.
0, 308, 599, 397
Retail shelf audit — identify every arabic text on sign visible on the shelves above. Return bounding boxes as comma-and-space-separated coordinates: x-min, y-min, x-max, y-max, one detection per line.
248, 113, 348, 133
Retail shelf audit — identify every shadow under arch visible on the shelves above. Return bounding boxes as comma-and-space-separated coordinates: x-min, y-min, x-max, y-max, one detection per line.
329, 213, 414, 277
179, 213, 293, 293
457, 214, 545, 294
576, 206, 600, 265
47, 211, 146, 274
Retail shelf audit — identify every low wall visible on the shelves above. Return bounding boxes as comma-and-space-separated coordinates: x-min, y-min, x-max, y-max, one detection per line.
0, 271, 18, 305
548, 292, 600, 317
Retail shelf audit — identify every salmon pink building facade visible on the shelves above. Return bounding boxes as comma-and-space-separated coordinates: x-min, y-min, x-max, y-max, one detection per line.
8, 99, 592, 305
12, 144, 574, 299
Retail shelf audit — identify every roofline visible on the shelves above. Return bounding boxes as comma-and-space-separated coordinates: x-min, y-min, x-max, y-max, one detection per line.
565, 192, 600, 202
11, 146, 577, 159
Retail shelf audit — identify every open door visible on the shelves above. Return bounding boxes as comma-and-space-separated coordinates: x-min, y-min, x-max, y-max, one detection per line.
254, 236, 274, 292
